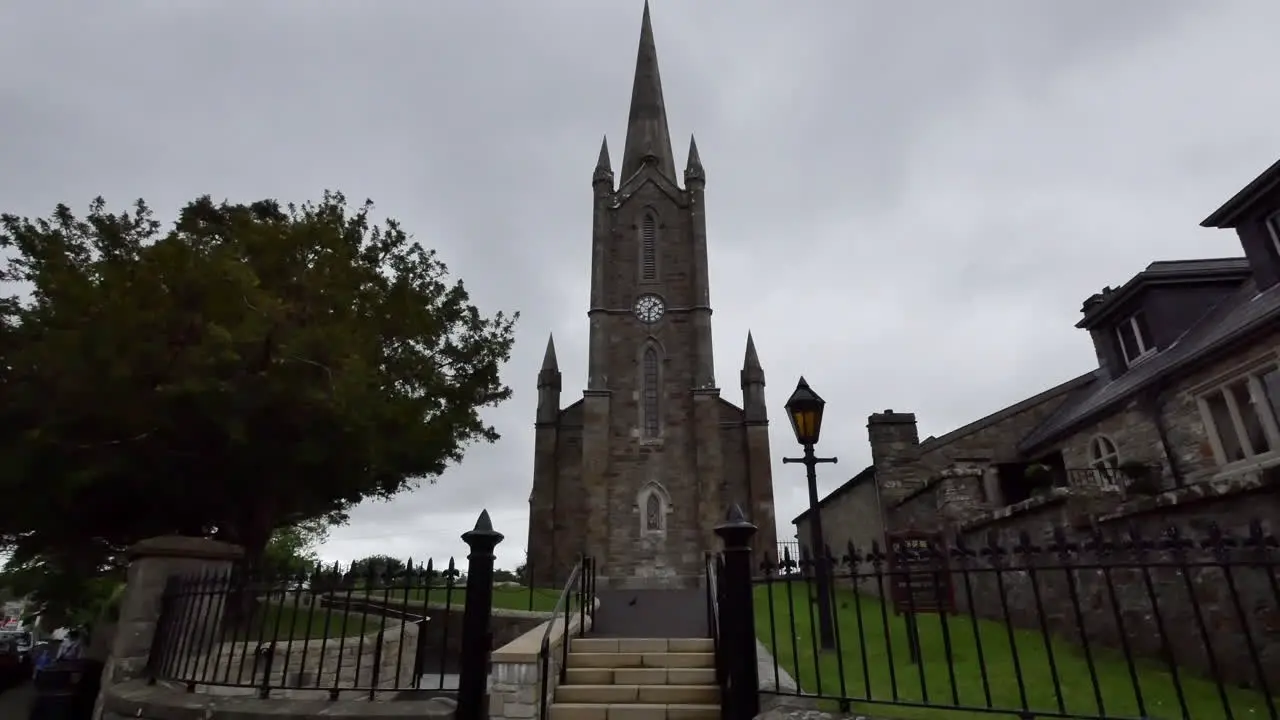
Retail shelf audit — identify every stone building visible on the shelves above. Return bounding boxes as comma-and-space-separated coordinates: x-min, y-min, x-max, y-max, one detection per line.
526, 5, 778, 590
794, 157, 1280, 692
797, 154, 1280, 557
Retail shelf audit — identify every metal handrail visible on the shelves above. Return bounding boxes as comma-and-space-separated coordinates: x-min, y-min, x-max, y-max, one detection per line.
705, 553, 727, 720
538, 557, 585, 720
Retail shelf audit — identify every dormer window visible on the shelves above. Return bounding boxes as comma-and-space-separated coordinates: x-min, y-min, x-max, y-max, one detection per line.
1116, 311, 1154, 367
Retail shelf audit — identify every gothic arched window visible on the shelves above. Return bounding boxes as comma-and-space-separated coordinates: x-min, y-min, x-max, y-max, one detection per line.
640, 213, 658, 281
645, 493, 661, 531
643, 347, 660, 436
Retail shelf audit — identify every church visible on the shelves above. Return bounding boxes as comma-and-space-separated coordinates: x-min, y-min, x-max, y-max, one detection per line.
527, 4, 779, 590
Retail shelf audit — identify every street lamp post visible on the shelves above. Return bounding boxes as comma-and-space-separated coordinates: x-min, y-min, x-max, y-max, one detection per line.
782, 376, 838, 651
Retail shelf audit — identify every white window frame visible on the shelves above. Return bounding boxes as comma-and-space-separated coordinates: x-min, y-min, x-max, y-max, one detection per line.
1116, 313, 1155, 367
1267, 211, 1280, 260
1086, 435, 1121, 488
1195, 359, 1280, 472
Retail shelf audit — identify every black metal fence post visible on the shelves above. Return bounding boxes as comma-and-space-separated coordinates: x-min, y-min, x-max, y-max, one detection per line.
715, 504, 760, 720
456, 509, 505, 720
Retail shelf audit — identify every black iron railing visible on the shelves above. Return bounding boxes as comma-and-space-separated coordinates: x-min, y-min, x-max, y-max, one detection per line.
148, 558, 468, 699
704, 552, 727, 720
537, 555, 595, 720
146, 511, 508, 710
776, 541, 802, 574
748, 521, 1280, 720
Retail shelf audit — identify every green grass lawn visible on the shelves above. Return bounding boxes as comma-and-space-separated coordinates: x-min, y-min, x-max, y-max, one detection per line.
755, 582, 1277, 720
225, 601, 380, 642
350, 584, 582, 613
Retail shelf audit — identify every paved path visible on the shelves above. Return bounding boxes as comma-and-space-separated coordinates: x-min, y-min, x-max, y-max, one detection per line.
592, 589, 708, 638
0, 681, 33, 716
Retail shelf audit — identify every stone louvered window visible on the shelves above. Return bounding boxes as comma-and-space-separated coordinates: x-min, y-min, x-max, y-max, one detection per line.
642, 347, 660, 437
1197, 361, 1280, 467
640, 213, 658, 281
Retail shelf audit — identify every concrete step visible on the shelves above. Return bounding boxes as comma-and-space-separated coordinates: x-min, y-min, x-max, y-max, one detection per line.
556, 684, 719, 705
572, 637, 713, 654
566, 652, 715, 669
564, 668, 715, 686
548, 703, 720, 720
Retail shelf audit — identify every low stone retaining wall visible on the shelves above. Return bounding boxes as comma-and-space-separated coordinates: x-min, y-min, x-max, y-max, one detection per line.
326, 596, 550, 663
488, 601, 598, 720
193, 620, 418, 690
102, 678, 458, 719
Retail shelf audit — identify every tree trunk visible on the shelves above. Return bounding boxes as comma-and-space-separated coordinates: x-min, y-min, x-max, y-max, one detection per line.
220, 504, 276, 634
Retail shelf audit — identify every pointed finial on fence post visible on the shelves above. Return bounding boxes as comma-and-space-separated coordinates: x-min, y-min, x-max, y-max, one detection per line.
457, 509, 505, 720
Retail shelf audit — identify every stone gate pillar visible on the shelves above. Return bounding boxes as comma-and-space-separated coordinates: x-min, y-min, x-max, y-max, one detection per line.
93, 536, 242, 719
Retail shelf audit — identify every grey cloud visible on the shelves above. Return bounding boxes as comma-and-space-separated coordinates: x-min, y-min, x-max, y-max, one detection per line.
2, 1, 1278, 571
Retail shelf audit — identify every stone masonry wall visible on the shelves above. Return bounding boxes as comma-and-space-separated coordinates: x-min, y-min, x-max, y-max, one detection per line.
794, 480, 882, 575
198, 621, 418, 690
489, 606, 594, 720
946, 475, 1280, 693
529, 403, 585, 589
1055, 327, 1280, 488
327, 596, 547, 667
866, 379, 1081, 533
101, 678, 458, 720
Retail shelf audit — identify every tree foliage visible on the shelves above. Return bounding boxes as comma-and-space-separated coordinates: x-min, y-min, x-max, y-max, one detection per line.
260, 517, 336, 578
0, 193, 517, 582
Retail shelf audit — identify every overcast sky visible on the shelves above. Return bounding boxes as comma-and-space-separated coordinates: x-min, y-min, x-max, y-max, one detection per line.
3, 1, 1278, 573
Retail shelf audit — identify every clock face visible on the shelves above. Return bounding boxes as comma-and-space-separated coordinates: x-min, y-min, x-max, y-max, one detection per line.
633, 294, 666, 324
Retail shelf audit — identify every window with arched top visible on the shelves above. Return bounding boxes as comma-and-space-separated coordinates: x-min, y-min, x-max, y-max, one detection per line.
640, 213, 657, 281
1088, 435, 1120, 485
645, 494, 661, 531
642, 347, 660, 436
637, 482, 670, 536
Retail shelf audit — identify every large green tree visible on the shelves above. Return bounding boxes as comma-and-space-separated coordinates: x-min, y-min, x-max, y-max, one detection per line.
0, 193, 517, 583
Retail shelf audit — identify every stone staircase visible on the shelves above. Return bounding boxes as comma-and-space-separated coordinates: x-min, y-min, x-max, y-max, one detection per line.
548, 637, 720, 720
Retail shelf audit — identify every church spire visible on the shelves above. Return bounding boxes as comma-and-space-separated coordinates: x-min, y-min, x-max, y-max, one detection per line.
620, 1, 676, 182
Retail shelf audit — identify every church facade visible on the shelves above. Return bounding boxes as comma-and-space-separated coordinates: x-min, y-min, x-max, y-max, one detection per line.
527, 4, 778, 589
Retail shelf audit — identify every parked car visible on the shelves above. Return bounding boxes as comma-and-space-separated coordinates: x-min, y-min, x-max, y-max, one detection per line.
0, 630, 34, 677
0, 636, 22, 685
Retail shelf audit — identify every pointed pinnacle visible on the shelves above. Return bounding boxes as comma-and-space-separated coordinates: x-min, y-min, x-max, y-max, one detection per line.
541, 333, 559, 371
684, 134, 705, 185
743, 331, 761, 370
726, 503, 747, 523
595, 136, 612, 173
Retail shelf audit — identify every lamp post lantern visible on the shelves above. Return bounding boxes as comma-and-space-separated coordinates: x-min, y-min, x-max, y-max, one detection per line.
782, 376, 838, 651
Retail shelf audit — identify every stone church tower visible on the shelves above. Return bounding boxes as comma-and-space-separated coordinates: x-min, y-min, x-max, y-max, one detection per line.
527, 3, 778, 590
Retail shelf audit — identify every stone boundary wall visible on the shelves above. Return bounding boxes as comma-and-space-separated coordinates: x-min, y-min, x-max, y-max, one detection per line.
101, 678, 458, 719
186, 620, 419, 691
332, 595, 550, 661
488, 600, 598, 720
941, 474, 1280, 693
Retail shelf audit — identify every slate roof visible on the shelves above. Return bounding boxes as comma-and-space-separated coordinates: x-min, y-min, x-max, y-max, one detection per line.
1020, 277, 1280, 452
1078, 257, 1253, 329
